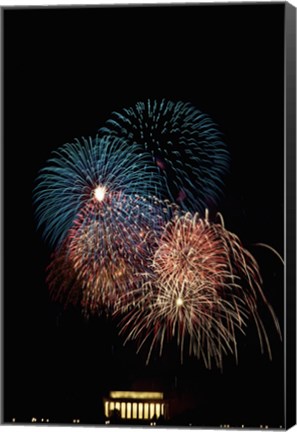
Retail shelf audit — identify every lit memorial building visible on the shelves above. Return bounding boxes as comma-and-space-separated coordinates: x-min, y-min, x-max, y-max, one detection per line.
103, 390, 169, 423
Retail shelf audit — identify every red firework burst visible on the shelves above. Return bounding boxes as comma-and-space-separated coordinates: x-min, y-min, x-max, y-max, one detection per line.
114, 212, 281, 368
47, 192, 164, 315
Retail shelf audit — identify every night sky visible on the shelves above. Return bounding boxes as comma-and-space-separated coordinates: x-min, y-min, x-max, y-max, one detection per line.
4, 3, 285, 427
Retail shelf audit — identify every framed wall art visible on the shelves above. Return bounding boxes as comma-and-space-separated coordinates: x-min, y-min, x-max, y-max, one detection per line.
2, 1, 296, 430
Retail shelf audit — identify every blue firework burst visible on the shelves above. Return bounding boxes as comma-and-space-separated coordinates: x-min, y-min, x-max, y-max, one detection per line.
33, 135, 162, 247
99, 99, 229, 212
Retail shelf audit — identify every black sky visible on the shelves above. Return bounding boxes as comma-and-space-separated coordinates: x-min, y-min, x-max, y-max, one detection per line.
3, 3, 285, 427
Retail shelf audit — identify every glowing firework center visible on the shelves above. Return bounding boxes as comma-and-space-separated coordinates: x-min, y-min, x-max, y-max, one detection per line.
94, 185, 106, 202
176, 296, 184, 307
103, 391, 168, 422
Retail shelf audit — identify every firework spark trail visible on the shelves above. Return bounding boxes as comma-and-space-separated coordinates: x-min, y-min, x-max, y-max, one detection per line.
114, 212, 281, 369
99, 99, 229, 212
46, 239, 82, 310
33, 135, 162, 248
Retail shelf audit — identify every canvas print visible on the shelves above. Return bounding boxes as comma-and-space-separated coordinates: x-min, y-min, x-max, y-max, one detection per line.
2, 2, 296, 430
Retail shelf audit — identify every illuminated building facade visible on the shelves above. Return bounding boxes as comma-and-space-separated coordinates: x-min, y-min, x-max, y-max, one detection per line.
103, 391, 169, 422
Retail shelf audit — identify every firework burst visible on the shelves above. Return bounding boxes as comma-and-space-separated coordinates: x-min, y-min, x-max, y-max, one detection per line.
114, 212, 281, 368
33, 135, 162, 247
99, 99, 229, 212
67, 193, 160, 314
47, 194, 175, 315
46, 231, 142, 316
34, 103, 280, 368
